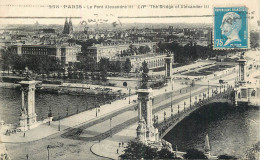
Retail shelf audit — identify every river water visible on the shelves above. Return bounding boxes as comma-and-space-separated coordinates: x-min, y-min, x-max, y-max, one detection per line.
164, 102, 260, 158
0, 88, 113, 124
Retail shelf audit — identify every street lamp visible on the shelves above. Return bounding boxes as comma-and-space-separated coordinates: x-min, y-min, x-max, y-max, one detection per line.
129, 88, 131, 104
47, 145, 50, 160
110, 117, 112, 137
184, 101, 186, 111
58, 112, 61, 131
66, 107, 69, 116
48, 106, 53, 126
95, 96, 98, 117
208, 80, 209, 99
171, 107, 173, 118
164, 111, 166, 122
96, 104, 98, 117
171, 92, 173, 109
190, 86, 191, 108
153, 115, 156, 125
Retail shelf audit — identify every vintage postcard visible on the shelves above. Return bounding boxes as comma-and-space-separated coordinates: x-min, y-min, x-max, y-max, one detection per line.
0, 0, 259, 159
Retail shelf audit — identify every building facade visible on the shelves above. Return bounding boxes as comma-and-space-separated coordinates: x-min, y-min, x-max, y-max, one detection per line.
110, 53, 173, 72
11, 44, 81, 66
83, 41, 156, 63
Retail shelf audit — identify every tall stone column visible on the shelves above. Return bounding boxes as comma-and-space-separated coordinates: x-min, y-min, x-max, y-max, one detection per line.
165, 53, 174, 89
138, 101, 142, 121
18, 80, 37, 131
237, 54, 247, 85
21, 89, 24, 109
146, 98, 153, 128
136, 88, 158, 142
234, 88, 238, 106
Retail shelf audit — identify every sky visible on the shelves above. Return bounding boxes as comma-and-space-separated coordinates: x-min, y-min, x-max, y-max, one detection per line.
0, 0, 259, 29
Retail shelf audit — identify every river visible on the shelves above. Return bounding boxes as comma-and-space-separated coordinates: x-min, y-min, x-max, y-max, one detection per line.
0, 88, 113, 124
164, 102, 260, 158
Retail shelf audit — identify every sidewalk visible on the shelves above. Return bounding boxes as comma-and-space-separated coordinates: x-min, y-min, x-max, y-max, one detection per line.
0, 93, 137, 143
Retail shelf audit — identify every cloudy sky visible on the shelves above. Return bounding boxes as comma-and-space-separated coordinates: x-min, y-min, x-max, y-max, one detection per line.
0, 0, 259, 28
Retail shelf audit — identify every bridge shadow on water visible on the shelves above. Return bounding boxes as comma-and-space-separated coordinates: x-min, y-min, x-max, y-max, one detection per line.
163, 102, 259, 158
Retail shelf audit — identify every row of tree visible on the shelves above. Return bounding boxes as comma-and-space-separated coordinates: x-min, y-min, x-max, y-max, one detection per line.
1, 48, 62, 75
156, 41, 243, 64
1, 46, 133, 78
119, 141, 178, 159
120, 45, 151, 57
120, 140, 242, 159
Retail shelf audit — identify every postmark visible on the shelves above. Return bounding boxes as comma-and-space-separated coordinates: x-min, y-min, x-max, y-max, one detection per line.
213, 6, 249, 49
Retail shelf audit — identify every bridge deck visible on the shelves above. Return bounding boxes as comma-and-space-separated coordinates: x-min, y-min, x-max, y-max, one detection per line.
155, 88, 233, 138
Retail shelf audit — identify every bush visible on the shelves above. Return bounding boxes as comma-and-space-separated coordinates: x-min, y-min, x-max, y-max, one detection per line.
183, 149, 207, 159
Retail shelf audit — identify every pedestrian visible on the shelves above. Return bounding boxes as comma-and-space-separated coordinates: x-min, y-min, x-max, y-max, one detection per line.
116, 149, 119, 154
122, 142, 124, 147
119, 142, 121, 147
24, 132, 25, 137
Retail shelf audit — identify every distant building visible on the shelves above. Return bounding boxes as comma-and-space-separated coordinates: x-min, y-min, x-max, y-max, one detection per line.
110, 53, 173, 72
82, 41, 156, 63
11, 44, 81, 66
63, 17, 73, 34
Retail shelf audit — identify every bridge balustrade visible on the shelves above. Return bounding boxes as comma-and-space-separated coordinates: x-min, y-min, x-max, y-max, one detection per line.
156, 88, 233, 138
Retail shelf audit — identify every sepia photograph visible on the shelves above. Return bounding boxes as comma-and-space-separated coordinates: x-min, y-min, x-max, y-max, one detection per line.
0, 0, 259, 159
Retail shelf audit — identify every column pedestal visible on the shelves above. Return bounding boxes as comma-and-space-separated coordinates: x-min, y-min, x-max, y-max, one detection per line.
18, 80, 38, 131
136, 88, 159, 143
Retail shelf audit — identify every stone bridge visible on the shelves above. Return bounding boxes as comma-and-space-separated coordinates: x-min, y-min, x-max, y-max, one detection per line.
154, 88, 234, 138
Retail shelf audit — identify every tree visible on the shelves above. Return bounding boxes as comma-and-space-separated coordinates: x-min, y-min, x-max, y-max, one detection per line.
124, 58, 131, 74
218, 154, 237, 159
157, 148, 176, 159
115, 60, 123, 73
1, 47, 14, 75
250, 31, 260, 49
99, 58, 109, 81
183, 149, 208, 159
120, 141, 157, 159
140, 61, 149, 89
144, 45, 151, 53
120, 141, 153, 159
244, 141, 260, 160
138, 46, 146, 54
12, 54, 26, 71
120, 141, 180, 159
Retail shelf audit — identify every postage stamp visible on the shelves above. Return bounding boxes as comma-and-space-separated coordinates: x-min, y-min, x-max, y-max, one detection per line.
213, 6, 249, 49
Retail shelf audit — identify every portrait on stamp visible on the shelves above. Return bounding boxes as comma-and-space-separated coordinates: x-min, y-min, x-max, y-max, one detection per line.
214, 7, 249, 49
